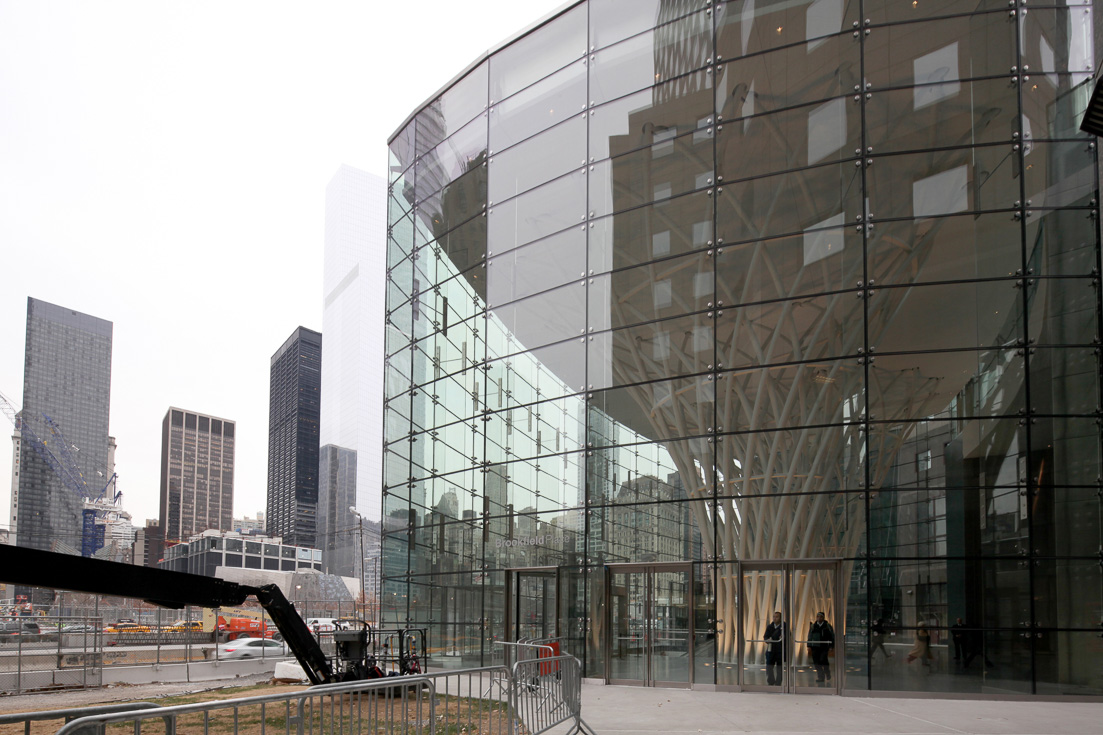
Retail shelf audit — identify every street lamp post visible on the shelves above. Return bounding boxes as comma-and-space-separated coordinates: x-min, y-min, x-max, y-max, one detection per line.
348, 506, 365, 619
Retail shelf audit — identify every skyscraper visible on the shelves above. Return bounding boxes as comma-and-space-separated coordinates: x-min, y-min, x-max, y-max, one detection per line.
14, 297, 112, 554
159, 408, 235, 544
267, 326, 321, 548
318, 165, 387, 577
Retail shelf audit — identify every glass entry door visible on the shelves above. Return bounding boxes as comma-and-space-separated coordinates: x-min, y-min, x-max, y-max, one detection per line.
508, 568, 558, 642
608, 564, 693, 687
739, 561, 840, 694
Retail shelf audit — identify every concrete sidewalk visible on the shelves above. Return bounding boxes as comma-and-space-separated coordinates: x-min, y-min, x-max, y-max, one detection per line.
579, 685, 1103, 735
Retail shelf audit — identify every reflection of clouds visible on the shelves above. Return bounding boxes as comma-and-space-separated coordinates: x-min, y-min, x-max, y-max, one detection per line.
913, 165, 969, 218
913, 43, 960, 110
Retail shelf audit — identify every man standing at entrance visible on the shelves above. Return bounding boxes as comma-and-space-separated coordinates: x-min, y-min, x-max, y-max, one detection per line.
808, 611, 835, 683
764, 611, 787, 685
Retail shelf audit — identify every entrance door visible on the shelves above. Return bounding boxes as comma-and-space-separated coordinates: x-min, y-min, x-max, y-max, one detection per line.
738, 561, 840, 694
511, 569, 558, 642
607, 565, 692, 687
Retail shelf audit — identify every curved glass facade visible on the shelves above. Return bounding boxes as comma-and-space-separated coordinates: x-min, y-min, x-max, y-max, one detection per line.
384, 0, 1103, 696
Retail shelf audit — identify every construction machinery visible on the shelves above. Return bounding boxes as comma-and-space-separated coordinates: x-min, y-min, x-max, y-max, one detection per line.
0, 545, 423, 685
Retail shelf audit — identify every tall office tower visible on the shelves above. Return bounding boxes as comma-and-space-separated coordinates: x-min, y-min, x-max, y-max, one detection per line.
318, 165, 386, 577
159, 408, 235, 544
266, 326, 322, 548
14, 297, 113, 555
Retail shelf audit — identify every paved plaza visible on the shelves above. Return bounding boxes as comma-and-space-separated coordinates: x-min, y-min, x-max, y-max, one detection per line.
580, 685, 1103, 735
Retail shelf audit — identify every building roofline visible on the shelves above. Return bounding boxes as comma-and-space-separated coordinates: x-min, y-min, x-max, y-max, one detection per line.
387, 0, 583, 146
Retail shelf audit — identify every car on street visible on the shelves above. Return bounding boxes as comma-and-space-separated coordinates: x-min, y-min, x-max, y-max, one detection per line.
217, 637, 290, 660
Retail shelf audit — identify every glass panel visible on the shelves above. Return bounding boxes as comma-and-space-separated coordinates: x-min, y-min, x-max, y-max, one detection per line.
390, 121, 416, 181
488, 227, 586, 307
742, 568, 786, 688
1024, 141, 1095, 211
722, 361, 866, 432
1025, 208, 1099, 277
590, 313, 714, 390
590, 12, 712, 106
609, 569, 648, 681
588, 81, 716, 163
652, 569, 691, 684
589, 0, 698, 51
1022, 72, 1094, 142
488, 282, 587, 353
1021, 7, 1095, 80
718, 97, 860, 179
417, 62, 488, 155
717, 292, 865, 369
868, 213, 1023, 287
866, 77, 1020, 155
590, 191, 715, 275
693, 562, 717, 685
415, 116, 488, 204
863, 13, 1017, 91
792, 568, 837, 688
1035, 631, 1103, 696
715, 0, 858, 60
716, 225, 861, 307
870, 281, 1023, 354
489, 61, 587, 153
1044, 487, 1101, 557
716, 162, 863, 246
489, 117, 585, 204
516, 572, 557, 641
487, 168, 586, 254
1029, 347, 1099, 416
604, 250, 713, 325
431, 214, 488, 288
867, 146, 1016, 221
489, 3, 587, 103
591, 377, 713, 443
714, 33, 859, 120
590, 131, 715, 219
865, 0, 1009, 24
1034, 416, 1102, 488
732, 494, 863, 557
869, 349, 1025, 423
1029, 277, 1099, 346
415, 168, 486, 244
1034, 558, 1102, 630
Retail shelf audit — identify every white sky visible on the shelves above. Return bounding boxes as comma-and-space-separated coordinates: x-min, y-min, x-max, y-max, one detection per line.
0, 0, 567, 531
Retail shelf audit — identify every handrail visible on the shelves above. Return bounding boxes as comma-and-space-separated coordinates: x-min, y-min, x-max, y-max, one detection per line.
55, 675, 435, 735
0, 702, 162, 735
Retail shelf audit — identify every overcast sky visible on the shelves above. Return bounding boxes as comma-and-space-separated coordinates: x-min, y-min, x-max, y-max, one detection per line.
0, 0, 566, 531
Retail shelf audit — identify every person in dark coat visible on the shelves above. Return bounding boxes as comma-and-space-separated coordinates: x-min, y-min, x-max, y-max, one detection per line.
871, 618, 891, 660
807, 611, 835, 682
763, 611, 787, 685
950, 618, 967, 661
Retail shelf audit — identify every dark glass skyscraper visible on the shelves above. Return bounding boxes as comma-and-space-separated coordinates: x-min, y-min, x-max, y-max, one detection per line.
267, 326, 322, 548
15, 297, 112, 554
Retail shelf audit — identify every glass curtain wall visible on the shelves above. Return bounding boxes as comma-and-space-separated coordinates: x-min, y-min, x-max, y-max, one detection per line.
383, 0, 1103, 696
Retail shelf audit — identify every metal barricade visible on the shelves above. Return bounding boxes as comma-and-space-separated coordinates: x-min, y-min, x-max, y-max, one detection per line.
54, 676, 435, 735
511, 654, 595, 735
0, 702, 162, 735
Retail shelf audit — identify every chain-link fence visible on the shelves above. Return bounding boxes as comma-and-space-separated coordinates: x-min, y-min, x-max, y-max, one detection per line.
0, 616, 102, 694
0, 600, 367, 693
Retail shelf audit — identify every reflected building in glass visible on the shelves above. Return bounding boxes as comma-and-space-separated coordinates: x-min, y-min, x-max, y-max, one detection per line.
383, 0, 1103, 696
320, 165, 388, 578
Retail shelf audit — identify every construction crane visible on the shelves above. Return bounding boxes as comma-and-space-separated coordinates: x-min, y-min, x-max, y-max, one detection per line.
0, 388, 118, 556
